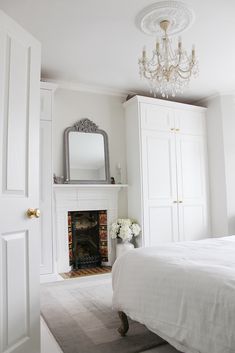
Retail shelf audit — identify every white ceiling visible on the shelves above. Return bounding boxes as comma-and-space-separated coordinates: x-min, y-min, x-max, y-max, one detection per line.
0, 0, 235, 102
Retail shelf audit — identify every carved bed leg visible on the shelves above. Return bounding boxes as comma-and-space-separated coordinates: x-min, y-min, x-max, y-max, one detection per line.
118, 311, 129, 336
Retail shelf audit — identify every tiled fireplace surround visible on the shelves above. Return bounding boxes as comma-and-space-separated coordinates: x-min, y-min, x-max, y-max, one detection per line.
53, 185, 123, 273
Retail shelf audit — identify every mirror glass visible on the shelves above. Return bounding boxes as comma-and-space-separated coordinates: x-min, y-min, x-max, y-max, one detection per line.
69, 132, 106, 181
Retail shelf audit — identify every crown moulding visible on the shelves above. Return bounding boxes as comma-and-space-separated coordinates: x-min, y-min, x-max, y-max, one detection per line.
41, 78, 136, 98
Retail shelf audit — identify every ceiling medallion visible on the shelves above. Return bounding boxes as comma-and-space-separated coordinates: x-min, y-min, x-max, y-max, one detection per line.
136, 1, 195, 37
137, 1, 198, 98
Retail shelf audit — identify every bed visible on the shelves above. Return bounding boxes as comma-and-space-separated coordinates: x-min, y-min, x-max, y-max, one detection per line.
112, 236, 235, 353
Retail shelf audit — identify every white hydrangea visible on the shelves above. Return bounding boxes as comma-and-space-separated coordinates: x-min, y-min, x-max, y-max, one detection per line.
131, 223, 141, 237
119, 224, 132, 242
109, 219, 141, 242
117, 218, 132, 227
110, 222, 120, 239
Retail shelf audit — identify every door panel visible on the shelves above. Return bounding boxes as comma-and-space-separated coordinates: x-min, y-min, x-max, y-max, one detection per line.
2, 231, 29, 350
149, 206, 178, 245
4, 36, 30, 194
142, 130, 179, 246
180, 137, 203, 198
140, 103, 175, 131
147, 135, 174, 199
176, 134, 209, 241
175, 109, 205, 135
0, 10, 41, 353
179, 205, 206, 241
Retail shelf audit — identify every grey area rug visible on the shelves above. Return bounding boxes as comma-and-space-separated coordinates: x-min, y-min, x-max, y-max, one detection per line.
41, 276, 166, 353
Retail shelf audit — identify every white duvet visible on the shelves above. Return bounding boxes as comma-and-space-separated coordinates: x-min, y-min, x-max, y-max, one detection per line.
112, 236, 235, 353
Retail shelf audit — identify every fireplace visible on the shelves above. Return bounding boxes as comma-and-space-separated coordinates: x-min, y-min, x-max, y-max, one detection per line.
54, 184, 123, 273
68, 210, 108, 269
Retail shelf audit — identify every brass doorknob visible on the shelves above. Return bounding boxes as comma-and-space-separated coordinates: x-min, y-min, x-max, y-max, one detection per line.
26, 208, 40, 219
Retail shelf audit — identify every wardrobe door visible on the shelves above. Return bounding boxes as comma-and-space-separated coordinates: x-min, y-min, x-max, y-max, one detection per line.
142, 129, 179, 246
176, 133, 209, 241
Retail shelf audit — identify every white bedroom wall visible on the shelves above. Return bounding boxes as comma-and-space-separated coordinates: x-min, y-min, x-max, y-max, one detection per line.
206, 94, 235, 236
220, 95, 235, 234
53, 88, 127, 216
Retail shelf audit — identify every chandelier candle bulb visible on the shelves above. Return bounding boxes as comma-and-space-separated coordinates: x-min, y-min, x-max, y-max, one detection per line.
142, 46, 146, 59
192, 45, 195, 58
116, 163, 122, 184
178, 36, 182, 50
156, 41, 160, 53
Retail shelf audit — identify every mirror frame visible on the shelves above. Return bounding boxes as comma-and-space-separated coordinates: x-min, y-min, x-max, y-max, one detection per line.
64, 118, 110, 184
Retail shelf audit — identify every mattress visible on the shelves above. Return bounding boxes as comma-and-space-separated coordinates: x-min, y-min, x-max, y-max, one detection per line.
112, 236, 235, 353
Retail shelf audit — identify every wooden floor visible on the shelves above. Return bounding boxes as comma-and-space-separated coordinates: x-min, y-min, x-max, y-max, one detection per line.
60, 266, 112, 279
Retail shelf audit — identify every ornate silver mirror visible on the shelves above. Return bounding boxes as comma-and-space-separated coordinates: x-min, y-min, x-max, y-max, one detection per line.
64, 119, 110, 184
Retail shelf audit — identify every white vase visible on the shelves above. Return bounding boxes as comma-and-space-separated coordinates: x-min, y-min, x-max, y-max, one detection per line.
116, 241, 134, 259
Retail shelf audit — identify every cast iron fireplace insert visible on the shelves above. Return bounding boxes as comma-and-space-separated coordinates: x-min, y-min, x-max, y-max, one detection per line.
68, 210, 108, 269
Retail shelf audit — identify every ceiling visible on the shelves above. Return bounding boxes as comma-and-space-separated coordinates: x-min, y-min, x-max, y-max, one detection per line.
0, 0, 235, 102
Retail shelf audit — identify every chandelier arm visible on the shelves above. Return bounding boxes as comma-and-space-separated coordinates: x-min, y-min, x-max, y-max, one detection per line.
178, 65, 194, 73
177, 70, 192, 79
143, 70, 158, 80
143, 62, 162, 76
177, 63, 195, 73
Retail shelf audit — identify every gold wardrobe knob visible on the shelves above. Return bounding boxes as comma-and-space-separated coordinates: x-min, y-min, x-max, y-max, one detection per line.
26, 208, 41, 219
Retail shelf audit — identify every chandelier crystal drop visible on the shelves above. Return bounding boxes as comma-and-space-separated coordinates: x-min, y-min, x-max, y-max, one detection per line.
138, 20, 199, 98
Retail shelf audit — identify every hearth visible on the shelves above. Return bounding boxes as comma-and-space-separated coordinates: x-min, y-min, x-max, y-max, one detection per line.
68, 210, 108, 270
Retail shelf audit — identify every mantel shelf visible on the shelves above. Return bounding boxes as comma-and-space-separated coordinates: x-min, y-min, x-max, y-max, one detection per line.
53, 183, 128, 188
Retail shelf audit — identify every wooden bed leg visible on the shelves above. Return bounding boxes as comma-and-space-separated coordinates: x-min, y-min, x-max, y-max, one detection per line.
118, 311, 129, 336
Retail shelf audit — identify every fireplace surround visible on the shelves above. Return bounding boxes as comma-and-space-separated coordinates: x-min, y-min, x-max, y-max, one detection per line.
53, 184, 127, 273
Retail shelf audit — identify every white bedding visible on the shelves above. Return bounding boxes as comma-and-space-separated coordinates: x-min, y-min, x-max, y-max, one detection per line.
112, 236, 235, 353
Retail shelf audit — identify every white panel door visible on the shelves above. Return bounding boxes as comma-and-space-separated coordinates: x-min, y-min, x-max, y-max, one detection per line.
176, 134, 209, 241
40, 121, 53, 274
142, 130, 179, 246
0, 10, 41, 353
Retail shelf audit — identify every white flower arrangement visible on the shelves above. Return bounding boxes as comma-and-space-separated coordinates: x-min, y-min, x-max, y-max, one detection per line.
110, 218, 141, 242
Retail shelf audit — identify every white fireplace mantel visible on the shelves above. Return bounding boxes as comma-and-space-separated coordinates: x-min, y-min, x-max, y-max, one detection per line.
53, 184, 127, 273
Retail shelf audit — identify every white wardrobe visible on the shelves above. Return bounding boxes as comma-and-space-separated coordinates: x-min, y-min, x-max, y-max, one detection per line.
40, 82, 57, 281
124, 95, 210, 247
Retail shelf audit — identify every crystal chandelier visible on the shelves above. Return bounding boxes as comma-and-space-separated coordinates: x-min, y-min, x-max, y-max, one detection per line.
138, 19, 198, 98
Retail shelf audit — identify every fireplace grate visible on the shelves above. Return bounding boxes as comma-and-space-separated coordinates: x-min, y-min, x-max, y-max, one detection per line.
74, 254, 101, 269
